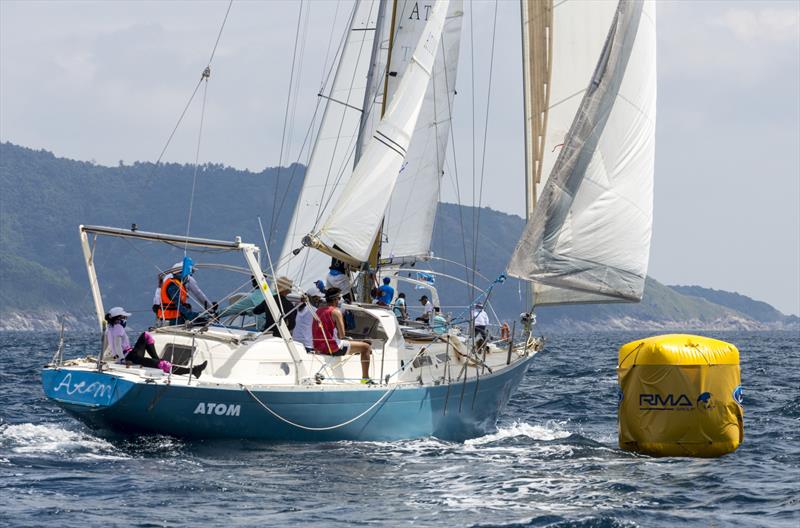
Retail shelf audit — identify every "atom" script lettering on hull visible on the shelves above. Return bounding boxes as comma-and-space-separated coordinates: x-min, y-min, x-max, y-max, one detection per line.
53, 372, 113, 400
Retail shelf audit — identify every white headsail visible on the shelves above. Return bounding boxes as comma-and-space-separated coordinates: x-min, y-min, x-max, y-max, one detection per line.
356, 0, 464, 263
278, 0, 381, 288
508, 0, 657, 305
317, 0, 452, 263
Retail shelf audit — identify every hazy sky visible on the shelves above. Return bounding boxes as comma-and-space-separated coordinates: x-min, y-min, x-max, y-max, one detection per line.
1, 0, 798, 315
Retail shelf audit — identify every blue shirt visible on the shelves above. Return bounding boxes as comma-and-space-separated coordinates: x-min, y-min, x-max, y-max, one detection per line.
432, 314, 447, 335
218, 289, 267, 330
376, 284, 394, 305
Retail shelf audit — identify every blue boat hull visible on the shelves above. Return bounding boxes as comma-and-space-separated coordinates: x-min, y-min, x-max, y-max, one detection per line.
41, 355, 534, 442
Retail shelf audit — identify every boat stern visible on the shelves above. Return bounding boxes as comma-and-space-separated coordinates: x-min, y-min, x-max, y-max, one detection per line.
42, 367, 135, 411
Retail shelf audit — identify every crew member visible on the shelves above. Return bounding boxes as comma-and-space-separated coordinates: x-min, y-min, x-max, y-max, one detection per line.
432, 307, 447, 335
416, 295, 434, 324
218, 276, 267, 330
157, 267, 199, 325
293, 286, 323, 351
373, 277, 395, 306
393, 292, 408, 321
253, 276, 297, 336
312, 288, 373, 384
472, 303, 489, 342
105, 306, 206, 377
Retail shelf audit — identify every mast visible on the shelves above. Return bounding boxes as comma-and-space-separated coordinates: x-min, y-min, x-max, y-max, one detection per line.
519, 0, 553, 310
278, 0, 381, 289
358, 0, 398, 303
314, 0, 452, 268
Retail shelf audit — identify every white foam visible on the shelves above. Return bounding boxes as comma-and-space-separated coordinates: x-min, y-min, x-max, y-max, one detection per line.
466, 420, 572, 446
0, 423, 128, 460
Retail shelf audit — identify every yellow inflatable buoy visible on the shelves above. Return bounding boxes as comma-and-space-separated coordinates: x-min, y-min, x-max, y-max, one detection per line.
617, 334, 744, 457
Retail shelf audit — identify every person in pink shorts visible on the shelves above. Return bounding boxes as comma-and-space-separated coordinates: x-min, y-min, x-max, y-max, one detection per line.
105, 306, 207, 377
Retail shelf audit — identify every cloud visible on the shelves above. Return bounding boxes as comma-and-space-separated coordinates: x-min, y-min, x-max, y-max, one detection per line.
713, 6, 800, 44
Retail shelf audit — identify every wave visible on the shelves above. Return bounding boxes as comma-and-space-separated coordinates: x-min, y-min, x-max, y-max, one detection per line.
467, 420, 572, 446
0, 422, 128, 461
469, 515, 639, 528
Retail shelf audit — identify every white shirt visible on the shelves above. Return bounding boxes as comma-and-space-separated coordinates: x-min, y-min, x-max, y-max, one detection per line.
423, 302, 433, 315
105, 323, 130, 363
292, 305, 316, 348
472, 309, 489, 327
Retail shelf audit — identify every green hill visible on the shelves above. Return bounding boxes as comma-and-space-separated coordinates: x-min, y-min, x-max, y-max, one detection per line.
1, 142, 795, 332
670, 285, 799, 326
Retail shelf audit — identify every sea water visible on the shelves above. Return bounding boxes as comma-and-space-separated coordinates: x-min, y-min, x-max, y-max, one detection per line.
1, 330, 798, 527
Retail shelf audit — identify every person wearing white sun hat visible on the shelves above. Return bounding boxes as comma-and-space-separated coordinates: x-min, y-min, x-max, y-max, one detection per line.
104, 306, 207, 377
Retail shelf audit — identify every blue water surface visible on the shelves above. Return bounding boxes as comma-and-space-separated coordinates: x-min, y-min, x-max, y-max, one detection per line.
1, 330, 798, 527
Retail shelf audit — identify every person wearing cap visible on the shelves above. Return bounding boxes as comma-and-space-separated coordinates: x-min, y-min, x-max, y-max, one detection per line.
415, 295, 434, 324
218, 276, 267, 331
292, 286, 323, 351
372, 277, 395, 306
104, 306, 207, 377
472, 303, 489, 341
325, 250, 352, 302
253, 276, 297, 337
312, 287, 374, 384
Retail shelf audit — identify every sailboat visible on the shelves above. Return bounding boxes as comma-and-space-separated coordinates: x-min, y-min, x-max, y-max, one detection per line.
41, 0, 656, 442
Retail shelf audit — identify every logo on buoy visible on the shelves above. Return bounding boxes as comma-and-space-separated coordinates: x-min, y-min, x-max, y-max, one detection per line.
639, 393, 693, 410
697, 392, 713, 410
733, 386, 743, 405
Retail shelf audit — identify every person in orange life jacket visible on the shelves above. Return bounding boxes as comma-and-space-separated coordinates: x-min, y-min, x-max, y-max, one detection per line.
153, 262, 216, 317
311, 287, 374, 384
105, 306, 207, 377
158, 266, 202, 325
253, 276, 297, 336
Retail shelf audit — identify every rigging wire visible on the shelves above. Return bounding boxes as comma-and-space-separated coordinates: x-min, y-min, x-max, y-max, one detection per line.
268, 0, 306, 248
471, 0, 499, 284
310, 0, 379, 231
150, 0, 234, 175
266, 0, 357, 260
183, 72, 211, 253
469, 0, 477, 298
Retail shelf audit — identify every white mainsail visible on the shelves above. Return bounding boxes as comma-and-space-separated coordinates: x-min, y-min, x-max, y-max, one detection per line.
508, 0, 657, 305
317, 0, 451, 263
358, 0, 464, 262
278, 0, 381, 287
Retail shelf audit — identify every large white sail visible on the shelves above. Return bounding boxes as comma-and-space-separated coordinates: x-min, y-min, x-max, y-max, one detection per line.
508, 0, 657, 305
369, 1, 464, 262
520, 0, 553, 218
277, 0, 380, 287
317, 0, 451, 263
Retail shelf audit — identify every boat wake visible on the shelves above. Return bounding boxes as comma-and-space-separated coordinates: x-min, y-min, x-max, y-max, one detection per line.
467, 420, 572, 446
0, 422, 127, 461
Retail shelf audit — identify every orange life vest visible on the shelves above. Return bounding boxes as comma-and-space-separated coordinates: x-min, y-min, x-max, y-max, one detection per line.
501, 322, 511, 341
157, 277, 187, 320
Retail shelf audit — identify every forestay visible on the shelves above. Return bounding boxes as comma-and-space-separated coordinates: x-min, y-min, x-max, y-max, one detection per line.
356, 0, 464, 262
278, 0, 381, 288
318, 0, 451, 263
508, 0, 656, 305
